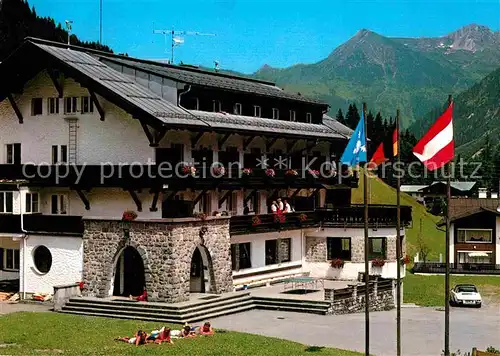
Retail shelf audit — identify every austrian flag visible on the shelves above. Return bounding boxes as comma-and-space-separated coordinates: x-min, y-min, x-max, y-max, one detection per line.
413, 102, 454, 171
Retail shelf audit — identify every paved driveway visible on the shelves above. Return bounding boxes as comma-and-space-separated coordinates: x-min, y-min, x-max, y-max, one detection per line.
212, 305, 500, 356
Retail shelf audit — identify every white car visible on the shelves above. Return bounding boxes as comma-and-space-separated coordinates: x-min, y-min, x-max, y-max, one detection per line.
450, 284, 482, 308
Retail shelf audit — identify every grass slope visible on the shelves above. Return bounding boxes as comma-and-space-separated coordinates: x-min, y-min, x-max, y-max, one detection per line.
0, 312, 361, 356
404, 271, 500, 306
351, 174, 444, 259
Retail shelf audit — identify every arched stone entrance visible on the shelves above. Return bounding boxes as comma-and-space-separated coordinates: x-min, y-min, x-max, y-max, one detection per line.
189, 245, 214, 293
112, 246, 145, 297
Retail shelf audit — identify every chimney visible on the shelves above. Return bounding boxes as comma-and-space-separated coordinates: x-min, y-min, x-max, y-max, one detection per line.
478, 188, 487, 198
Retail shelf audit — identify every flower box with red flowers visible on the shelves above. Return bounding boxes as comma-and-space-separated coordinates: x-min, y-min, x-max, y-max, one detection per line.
182, 165, 197, 177
265, 168, 276, 177
251, 215, 261, 226
212, 166, 226, 176
298, 213, 308, 222
285, 169, 298, 176
371, 258, 386, 267
330, 258, 345, 268
307, 169, 320, 177
194, 212, 207, 221
273, 213, 286, 224
402, 255, 411, 265
241, 168, 252, 176
122, 210, 138, 222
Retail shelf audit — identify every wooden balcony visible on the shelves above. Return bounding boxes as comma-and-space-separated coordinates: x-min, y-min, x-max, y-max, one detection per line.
230, 205, 412, 235
412, 262, 500, 275
0, 164, 358, 189
0, 214, 83, 235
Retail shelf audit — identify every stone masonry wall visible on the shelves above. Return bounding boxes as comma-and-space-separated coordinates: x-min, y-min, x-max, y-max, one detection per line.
305, 237, 327, 262
82, 217, 233, 303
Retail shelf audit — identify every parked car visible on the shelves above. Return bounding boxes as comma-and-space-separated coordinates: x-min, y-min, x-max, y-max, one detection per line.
450, 284, 482, 307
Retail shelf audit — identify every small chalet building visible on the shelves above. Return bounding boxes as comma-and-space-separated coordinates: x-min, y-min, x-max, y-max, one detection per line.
0, 38, 411, 302
447, 198, 500, 269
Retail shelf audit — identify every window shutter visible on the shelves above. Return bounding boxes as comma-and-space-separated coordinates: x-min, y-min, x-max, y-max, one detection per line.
0, 248, 4, 270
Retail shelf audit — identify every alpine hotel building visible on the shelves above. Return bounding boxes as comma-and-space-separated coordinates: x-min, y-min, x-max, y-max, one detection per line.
0, 38, 411, 302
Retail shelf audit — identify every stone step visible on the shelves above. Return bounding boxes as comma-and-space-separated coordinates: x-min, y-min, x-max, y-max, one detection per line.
253, 296, 331, 307
63, 297, 254, 321
60, 302, 256, 324
65, 294, 253, 317
253, 298, 330, 310
255, 304, 328, 315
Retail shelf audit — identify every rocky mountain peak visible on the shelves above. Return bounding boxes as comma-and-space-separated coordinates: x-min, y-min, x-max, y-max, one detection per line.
445, 24, 496, 51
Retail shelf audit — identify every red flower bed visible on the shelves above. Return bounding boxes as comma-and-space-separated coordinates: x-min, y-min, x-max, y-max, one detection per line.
371, 258, 386, 267
330, 258, 344, 268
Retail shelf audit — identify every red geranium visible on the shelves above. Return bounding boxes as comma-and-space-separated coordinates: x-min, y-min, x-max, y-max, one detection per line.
122, 210, 137, 222
252, 215, 261, 226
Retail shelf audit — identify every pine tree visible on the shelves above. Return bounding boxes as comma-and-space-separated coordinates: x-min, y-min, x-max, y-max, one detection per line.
335, 108, 345, 125
374, 112, 383, 139
345, 103, 360, 129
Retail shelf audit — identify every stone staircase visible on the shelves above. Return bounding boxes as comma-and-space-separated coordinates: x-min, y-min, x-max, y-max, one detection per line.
59, 291, 254, 324
253, 296, 331, 315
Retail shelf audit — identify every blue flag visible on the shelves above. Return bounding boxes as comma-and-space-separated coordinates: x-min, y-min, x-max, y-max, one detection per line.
340, 110, 367, 166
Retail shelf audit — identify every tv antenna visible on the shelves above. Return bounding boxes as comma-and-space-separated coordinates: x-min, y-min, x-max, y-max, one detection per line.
153, 26, 215, 64
65, 20, 73, 45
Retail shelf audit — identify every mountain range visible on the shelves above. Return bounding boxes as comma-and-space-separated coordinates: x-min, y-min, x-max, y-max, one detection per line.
251, 24, 500, 128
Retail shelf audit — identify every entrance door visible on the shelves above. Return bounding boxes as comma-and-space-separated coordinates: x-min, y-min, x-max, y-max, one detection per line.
190, 247, 205, 293
113, 246, 145, 297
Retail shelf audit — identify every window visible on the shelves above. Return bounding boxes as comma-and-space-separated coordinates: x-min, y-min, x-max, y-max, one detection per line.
33, 246, 52, 274
31, 98, 43, 115
265, 238, 291, 265
51, 194, 68, 215
369, 237, 386, 259
289, 110, 296, 121
0, 192, 14, 213
3, 249, 20, 270
25, 193, 39, 213
233, 103, 242, 115
6, 143, 21, 164
457, 229, 492, 243
457, 251, 493, 264
327, 237, 351, 260
52, 145, 68, 164
212, 100, 221, 112
306, 112, 312, 123
253, 105, 261, 117
81, 96, 94, 114
231, 242, 251, 270
64, 96, 78, 114
47, 97, 59, 114
272, 108, 279, 119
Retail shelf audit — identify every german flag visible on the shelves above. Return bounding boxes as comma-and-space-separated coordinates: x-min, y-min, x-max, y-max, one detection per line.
369, 125, 398, 167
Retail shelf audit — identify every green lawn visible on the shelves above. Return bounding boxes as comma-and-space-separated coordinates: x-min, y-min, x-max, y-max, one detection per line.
0, 312, 361, 356
352, 174, 445, 259
404, 270, 500, 306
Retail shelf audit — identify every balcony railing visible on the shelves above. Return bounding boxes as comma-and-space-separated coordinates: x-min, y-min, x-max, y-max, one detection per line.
412, 262, 500, 275
0, 214, 83, 235
0, 164, 358, 188
230, 205, 412, 235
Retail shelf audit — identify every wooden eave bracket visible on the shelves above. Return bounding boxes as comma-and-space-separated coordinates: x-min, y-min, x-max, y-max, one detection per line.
244, 189, 256, 203
304, 139, 319, 154
164, 190, 179, 201
191, 132, 205, 148
291, 188, 302, 198
243, 136, 256, 151
138, 118, 168, 147
308, 188, 319, 197
218, 190, 232, 208
193, 189, 208, 206
150, 190, 160, 212
75, 189, 90, 210
89, 90, 105, 121
266, 137, 279, 152
218, 133, 232, 149
47, 69, 63, 98
127, 189, 142, 212
7, 94, 23, 124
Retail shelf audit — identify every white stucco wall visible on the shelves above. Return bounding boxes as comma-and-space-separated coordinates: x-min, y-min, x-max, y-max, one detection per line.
496, 217, 500, 264
0, 71, 154, 165
20, 234, 83, 294
231, 229, 303, 275
450, 223, 455, 264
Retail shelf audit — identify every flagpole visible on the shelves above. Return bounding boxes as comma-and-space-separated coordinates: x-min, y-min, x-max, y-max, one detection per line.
444, 94, 453, 356
363, 102, 370, 356
395, 109, 402, 356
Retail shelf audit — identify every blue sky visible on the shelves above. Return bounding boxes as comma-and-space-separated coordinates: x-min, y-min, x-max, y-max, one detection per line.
28, 0, 500, 73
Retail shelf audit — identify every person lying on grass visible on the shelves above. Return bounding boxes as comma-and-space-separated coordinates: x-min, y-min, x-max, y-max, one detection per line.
180, 324, 197, 338
147, 327, 173, 345
198, 322, 214, 336
116, 329, 148, 346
